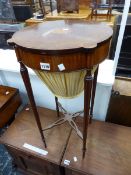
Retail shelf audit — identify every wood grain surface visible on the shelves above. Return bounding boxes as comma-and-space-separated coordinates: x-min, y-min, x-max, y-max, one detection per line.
106, 77, 131, 127
0, 85, 21, 128
61, 118, 131, 175
8, 20, 112, 51
45, 8, 91, 21
0, 106, 72, 165
0, 85, 19, 110
15, 39, 110, 71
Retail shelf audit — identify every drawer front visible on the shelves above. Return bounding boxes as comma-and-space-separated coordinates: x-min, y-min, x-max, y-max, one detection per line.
7, 146, 61, 175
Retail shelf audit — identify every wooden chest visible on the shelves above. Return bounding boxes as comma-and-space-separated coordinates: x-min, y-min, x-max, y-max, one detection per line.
61, 118, 131, 175
106, 77, 131, 127
0, 106, 72, 175
0, 85, 21, 128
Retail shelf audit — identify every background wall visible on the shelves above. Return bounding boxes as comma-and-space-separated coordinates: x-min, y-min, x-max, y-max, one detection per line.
0, 49, 114, 121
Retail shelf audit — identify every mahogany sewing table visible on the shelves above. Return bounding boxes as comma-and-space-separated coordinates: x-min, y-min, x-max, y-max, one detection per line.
8, 20, 112, 158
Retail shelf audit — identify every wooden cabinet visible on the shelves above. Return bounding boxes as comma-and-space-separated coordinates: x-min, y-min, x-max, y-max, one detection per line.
106, 77, 131, 126
0, 106, 72, 175
7, 146, 60, 175
0, 85, 21, 128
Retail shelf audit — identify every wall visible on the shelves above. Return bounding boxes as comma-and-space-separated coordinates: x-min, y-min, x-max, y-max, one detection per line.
0, 49, 114, 121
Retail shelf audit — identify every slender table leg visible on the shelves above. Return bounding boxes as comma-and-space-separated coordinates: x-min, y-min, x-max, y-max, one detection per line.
90, 66, 99, 124
55, 96, 60, 118
19, 61, 47, 148
83, 70, 93, 158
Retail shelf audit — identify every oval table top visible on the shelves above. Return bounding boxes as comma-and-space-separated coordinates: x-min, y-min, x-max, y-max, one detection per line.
8, 20, 113, 52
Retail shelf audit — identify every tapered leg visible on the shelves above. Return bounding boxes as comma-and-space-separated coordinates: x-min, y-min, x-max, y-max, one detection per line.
83, 70, 93, 158
19, 61, 47, 148
55, 96, 60, 118
90, 66, 99, 123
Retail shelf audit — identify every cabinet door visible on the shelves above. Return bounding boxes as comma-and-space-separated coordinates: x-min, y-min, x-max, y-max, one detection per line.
7, 146, 61, 175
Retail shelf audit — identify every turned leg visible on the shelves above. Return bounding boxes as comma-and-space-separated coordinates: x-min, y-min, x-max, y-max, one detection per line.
19, 61, 47, 148
83, 70, 93, 158
55, 96, 60, 118
90, 66, 99, 123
